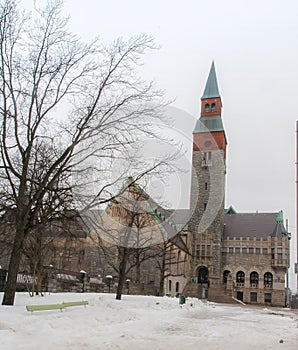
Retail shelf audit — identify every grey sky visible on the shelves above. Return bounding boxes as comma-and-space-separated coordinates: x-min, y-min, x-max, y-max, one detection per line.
21, 0, 298, 290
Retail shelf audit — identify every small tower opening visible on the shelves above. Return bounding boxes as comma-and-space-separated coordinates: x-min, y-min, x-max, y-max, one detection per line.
205, 103, 210, 112
211, 103, 216, 112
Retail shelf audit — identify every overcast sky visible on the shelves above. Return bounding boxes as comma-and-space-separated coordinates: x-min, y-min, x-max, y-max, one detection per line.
21, 0, 298, 290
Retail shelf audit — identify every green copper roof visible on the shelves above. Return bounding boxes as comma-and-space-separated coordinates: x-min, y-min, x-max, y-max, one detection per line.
193, 116, 224, 134
201, 61, 220, 99
276, 210, 283, 224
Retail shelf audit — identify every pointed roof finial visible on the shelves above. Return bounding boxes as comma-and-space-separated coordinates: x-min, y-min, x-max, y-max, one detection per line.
201, 61, 220, 99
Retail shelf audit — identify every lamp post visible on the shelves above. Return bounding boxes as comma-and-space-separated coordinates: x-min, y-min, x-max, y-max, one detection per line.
59, 252, 63, 274
286, 233, 292, 308
284, 220, 291, 308
106, 275, 113, 293
126, 279, 130, 294
80, 270, 87, 293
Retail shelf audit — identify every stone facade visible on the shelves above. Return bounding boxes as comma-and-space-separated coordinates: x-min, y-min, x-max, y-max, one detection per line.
182, 62, 288, 307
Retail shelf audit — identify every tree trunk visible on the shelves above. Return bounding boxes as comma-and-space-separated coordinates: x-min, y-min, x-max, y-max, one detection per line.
116, 247, 129, 300
158, 255, 166, 296
135, 256, 142, 294
2, 230, 25, 305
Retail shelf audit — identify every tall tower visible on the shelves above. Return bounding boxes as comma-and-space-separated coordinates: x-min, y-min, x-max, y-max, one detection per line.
187, 62, 227, 299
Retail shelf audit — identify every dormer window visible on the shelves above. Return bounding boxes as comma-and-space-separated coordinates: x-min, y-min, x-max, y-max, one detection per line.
205, 103, 210, 112
211, 103, 216, 112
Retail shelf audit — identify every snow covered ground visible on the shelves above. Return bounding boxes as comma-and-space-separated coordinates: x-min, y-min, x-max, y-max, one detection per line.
0, 292, 297, 350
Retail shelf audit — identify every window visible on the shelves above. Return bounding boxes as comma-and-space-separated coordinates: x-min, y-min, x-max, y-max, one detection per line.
250, 292, 257, 302
263, 248, 268, 254
236, 271, 245, 284
264, 272, 273, 287
256, 248, 260, 254
196, 245, 200, 257
223, 270, 230, 284
169, 280, 172, 291
205, 182, 208, 190
201, 245, 206, 257
271, 248, 275, 259
211, 103, 216, 112
250, 271, 259, 286
176, 282, 179, 293
242, 248, 247, 253
249, 248, 254, 254
206, 245, 211, 256
235, 247, 240, 253
277, 248, 282, 260
205, 103, 210, 112
229, 247, 234, 253
204, 203, 207, 210
264, 293, 272, 303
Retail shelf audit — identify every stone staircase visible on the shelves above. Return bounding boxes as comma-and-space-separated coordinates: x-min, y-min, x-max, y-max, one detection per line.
182, 280, 239, 304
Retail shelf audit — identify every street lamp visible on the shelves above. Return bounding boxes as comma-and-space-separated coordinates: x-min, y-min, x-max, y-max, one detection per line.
126, 279, 131, 294
286, 231, 292, 308
80, 270, 87, 293
59, 253, 63, 274
106, 275, 113, 293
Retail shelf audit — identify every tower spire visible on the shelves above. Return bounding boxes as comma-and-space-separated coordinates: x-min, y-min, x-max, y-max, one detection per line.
201, 61, 220, 99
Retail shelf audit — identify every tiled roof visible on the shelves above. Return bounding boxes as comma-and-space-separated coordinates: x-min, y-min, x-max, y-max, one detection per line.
223, 212, 286, 239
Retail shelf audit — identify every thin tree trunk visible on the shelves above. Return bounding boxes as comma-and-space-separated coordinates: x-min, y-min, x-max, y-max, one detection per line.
158, 255, 166, 296
116, 247, 129, 300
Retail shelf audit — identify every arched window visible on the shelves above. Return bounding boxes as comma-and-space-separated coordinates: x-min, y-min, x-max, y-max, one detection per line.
175, 281, 179, 293
236, 271, 245, 284
223, 270, 230, 284
250, 271, 259, 286
211, 103, 216, 112
205, 103, 210, 112
169, 279, 172, 292
264, 272, 273, 287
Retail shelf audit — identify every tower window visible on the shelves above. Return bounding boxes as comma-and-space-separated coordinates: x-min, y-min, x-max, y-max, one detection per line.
205, 103, 210, 112
211, 103, 216, 112
204, 203, 207, 210
205, 182, 208, 190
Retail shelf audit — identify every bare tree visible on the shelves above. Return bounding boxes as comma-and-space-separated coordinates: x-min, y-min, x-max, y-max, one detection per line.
0, 0, 170, 305
88, 178, 184, 300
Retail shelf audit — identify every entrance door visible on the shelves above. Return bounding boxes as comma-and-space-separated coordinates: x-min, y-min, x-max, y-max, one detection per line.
236, 291, 243, 301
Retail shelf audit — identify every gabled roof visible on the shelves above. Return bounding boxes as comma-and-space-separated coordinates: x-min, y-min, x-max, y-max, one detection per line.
88, 178, 189, 253
201, 61, 220, 99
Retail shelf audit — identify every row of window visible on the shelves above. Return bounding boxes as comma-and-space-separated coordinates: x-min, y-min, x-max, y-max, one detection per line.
251, 292, 271, 303
168, 280, 179, 293
227, 271, 273, 286
226, 247, 283, 257
196, 244, 211, 257
237, 291, 272, 303
205, 103, 216, 113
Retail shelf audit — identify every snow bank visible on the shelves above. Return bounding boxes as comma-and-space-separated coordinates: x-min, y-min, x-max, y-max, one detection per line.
0, 293, 297, 349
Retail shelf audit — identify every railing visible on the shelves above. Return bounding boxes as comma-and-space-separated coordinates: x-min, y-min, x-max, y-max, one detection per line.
250, 283, 258, 288
235, 282, 244, 287
201, 159, 212, 167
264, 283, 273, 289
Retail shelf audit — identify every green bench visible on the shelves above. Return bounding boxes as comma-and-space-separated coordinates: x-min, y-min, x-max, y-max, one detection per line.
26, 300, 88, 312
62, 300, 88, 308
26, 303, 65, 312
